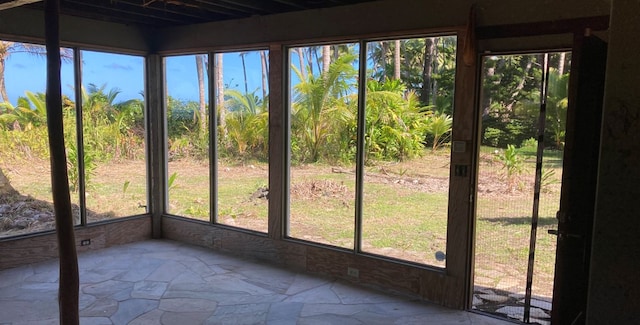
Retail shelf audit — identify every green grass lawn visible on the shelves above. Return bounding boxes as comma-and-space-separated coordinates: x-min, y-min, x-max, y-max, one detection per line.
2, 145, 562, 297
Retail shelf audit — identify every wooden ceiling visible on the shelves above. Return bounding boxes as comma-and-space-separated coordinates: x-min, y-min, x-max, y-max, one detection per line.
14, 0, 378, 27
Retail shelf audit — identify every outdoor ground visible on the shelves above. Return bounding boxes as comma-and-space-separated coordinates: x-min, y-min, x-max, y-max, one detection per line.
0, 148, 561, 304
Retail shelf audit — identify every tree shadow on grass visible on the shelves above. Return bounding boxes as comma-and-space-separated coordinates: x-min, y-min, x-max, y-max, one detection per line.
479, 216, 558, 226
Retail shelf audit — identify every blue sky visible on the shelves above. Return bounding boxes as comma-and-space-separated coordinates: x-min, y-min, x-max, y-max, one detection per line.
4, 46, 266, 106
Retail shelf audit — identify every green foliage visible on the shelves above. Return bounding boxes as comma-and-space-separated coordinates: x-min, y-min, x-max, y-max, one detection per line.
369, 37, 457, 110
481, 53, 570, 151
222, 89, 268, 160
545, 68, 569, 149
496, 144, 523, 192
66, 141, 96, 192
122, 180, 131, 197
165, 95, 211, 160
168, 172, 179, 192
363, 80, 430, 162
426, 113, 452, 151
291, 52, 357, 163
81, 84, 146, 161
520, 137, 538, 149
541, 167, 559, 193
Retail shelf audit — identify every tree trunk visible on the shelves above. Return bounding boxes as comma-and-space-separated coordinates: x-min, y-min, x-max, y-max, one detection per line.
322, 45, 331, 76
0, 167, 17, 196
240, 52, 249, 94
431, 39, 440, 106
0, 57, 8, 102
0, 41, 13, 103
215, 53, 226, 138
260, 50, 268, 103
393, 39, 401, 80
45, 0, 79, 324
195, 55, 206, 133
296, 48, 307, 81
381, 41, 389, 77
307, 47, 314, 76
505, 56, 534, 112
420, 38, 435, 105
558, 52, 566, 75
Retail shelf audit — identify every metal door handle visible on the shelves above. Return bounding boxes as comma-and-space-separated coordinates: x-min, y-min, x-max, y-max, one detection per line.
548, 229, 582, 239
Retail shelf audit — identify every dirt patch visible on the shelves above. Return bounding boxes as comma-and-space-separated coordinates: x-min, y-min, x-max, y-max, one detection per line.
290, 179, 350, 200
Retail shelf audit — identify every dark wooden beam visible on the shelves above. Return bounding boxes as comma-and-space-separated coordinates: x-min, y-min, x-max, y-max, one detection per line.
213, 0, 283, 14
476, 16, 609, 39
62, 0, 209, 23
0, 0, 41, 11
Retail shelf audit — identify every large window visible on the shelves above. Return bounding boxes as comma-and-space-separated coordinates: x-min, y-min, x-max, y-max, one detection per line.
361, 37, 456, 266
0, 42, 147, 238
165, 54, 210, 220
215, 50, 269, 232
287, 44, 360, 248
0, 41, 75, 237
286, 36, 457, 266
81, 50, 147, 223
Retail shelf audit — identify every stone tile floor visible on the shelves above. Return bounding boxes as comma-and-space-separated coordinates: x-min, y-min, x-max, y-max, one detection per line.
0, 240, 515, 324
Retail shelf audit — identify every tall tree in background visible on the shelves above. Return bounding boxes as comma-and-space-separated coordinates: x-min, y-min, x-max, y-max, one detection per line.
394, 40, 401, 80
195, 54, 206, 132
239, 52, 249, 94
295, 48, 307, 81
420, 38, 435, 105
322, 45, 331, 76
291, 53, 357, 162
215, 53, 226, 137
0, 41, 72, 103
260, 50, 268, 102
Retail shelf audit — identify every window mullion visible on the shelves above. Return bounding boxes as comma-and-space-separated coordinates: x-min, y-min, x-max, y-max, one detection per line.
354, 40, 368, 253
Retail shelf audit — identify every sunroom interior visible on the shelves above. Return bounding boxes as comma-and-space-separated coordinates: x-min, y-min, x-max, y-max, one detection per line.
0, 0, 638, 324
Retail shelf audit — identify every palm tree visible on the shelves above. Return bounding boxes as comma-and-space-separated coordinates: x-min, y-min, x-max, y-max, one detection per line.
291, 53, 357, 162
195, 54, 207, 133
420, 38, 435, 105
215, 53, 226, 138
224, 89, 267, 158
239, 52, 249, 94
0, 91, 48, 130
426, 112, 453, 151
294, 48, 307, 81
363, 79, 430, 161
0, 40, 72, 103
394, 40, 401, 80
260, 50, 268, 102
322, 45, 331, 76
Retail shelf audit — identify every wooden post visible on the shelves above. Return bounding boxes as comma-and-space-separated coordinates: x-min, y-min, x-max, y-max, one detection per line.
44, 0, 80, 323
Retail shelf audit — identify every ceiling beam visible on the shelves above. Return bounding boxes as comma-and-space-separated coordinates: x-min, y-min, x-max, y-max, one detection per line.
0, 0, 41, 11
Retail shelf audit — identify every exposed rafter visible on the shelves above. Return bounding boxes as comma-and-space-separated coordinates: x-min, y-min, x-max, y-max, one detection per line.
23, 0, 377, 27
0, 0, 42, 11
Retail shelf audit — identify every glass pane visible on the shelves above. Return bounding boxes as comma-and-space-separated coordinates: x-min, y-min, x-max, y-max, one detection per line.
165, 54, 210, 220
0, 41, 77, 237
361, 36, 456, 267
288, 44, 360, 248
216, 50, 269, 232
81, 50, 147, 222
473, 52, 569, 323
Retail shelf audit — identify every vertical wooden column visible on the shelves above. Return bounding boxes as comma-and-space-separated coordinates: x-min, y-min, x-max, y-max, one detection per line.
44, 0, 80, 323
268, 44, 285, 240
587, 0, 640, 322
146, 54, 165, 239
442, 25, 478, 308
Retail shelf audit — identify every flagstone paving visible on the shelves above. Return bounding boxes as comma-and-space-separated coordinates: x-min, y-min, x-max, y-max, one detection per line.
0, 240, 514, 324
